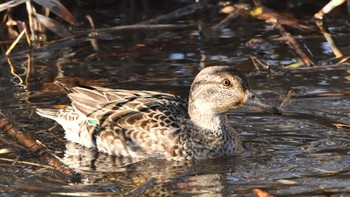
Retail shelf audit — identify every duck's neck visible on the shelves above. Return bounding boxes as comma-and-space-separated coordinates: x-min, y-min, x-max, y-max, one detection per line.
189, 107, 228, 135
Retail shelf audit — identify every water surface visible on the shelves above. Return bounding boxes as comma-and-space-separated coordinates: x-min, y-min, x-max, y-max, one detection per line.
0, 1, 350, 196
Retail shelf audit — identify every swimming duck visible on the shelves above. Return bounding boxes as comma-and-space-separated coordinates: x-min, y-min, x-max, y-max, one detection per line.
36, 66, 280, 161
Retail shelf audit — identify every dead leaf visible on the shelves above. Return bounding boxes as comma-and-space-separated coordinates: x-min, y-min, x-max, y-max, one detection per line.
33, 0, 75, 25
250, 6, 310, 29
220, 6, 235, 14
252, 188, 275, 197
333, 123, 350, 129
33, 13, 72, 37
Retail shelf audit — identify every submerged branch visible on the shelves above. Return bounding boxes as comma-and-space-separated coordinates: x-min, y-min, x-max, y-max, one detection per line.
0, 116, 81, 182
75, 24, 193, 36
139, 3, 206, 24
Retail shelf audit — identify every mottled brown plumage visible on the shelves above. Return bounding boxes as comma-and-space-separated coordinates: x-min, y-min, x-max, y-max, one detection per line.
36, 66, 280, 161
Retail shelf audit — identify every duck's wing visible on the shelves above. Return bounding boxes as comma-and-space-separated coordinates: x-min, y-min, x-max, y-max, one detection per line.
68, 86, 188, 127
68, 85, 189, 158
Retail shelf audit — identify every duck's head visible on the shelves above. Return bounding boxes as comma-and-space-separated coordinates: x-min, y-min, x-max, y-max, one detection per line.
189, 66, 281, 117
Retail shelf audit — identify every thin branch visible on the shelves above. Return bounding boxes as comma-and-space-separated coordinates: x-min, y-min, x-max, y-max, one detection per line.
5, 28, 26, 56
0, 157, 54, 169
314, 0, 346, 19
335, 55, 350, 66
290, 90, 350, 99
0, 115, 81, 182
211, 4, 248, 30
250, 56, 270, 70
271, 19, 314, 66
139, 3, 204, 24
212, 11, 240, 30
279, 89, 295, 110
75, 24, 193, 36
315, 20, 343, 58
25, 0, 35, 41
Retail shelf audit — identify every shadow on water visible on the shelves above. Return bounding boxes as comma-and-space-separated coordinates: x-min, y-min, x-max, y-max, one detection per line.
1, 0, 350, 196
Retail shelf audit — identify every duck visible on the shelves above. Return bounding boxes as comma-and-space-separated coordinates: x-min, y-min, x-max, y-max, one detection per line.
36, 66, 280, 161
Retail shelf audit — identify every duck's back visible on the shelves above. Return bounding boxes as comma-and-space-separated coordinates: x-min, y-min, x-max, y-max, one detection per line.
37, 85, 190, 160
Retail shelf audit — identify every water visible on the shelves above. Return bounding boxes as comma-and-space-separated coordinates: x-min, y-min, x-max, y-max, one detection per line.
1, 1, 350, 196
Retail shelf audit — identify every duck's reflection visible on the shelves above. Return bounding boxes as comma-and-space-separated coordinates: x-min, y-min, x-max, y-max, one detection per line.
62, 142, 244, 196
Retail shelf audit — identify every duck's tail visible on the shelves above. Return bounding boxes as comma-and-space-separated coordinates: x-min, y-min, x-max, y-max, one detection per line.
36, 107, 96, 148
36, 108, 61, 120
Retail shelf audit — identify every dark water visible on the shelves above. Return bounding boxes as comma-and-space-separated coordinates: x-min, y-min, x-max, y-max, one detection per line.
1, 1, 350, 196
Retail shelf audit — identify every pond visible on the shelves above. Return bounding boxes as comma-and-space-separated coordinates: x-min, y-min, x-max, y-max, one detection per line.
0, 0, 350, 196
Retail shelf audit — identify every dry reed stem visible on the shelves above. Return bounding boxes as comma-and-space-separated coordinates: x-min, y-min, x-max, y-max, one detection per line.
315, 20, 343, 58
314, 0, 346, 19
25, 0, 35, 41
0, 157, 54, 169
279, 89, 295, 111
23, 23, 32, 47
5, 28, 26, 56
335, 55, 350, 66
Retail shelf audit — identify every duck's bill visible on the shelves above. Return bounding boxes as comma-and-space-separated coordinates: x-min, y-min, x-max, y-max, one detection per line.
243, 92, 281, 115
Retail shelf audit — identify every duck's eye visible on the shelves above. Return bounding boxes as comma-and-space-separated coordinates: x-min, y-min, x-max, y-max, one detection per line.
222, 79, 231, 86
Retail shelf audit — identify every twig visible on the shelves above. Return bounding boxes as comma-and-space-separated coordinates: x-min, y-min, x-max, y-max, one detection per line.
251, 57, 260, 71
139, 3, 204, 24
211, 4, 248, 30
279, 89, 295, 110
0, 116, 81, 182
250, 56, 270, 70
75, 24, 193, 36
270, 19, 314, 66
212, 10, 240, 30
25, 0, 35, 41
333, 123, 350, 129
314, 0, 346, 19
85, 15, 99, 51
315, 20, 343, 58
5, 28, 26, 56
289, 90, 350, 99
17, 21, 31, 47
127, 177, 156, 196
335, 55, 350, 66
0, 157, 54, 169
281, 62, 349, 73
